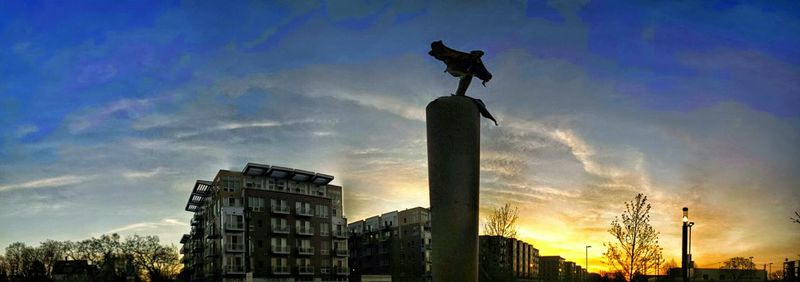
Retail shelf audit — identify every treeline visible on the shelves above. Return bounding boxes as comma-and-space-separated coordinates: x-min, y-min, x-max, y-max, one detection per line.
0, 233, 181, 282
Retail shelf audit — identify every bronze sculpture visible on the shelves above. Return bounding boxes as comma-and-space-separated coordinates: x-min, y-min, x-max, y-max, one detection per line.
428, 40, 497, 125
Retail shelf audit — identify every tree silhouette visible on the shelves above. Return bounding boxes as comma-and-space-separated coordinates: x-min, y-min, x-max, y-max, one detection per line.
604, 193, 662, 281
722, 257, 755, 270
792, 211, 800, 224
483, 203, 520, 238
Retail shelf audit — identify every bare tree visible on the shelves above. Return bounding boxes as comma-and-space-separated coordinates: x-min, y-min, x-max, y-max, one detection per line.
721, 257, 757, 282
604, 193, 662, 281
662, 259, 678, 275
483, 203, 520, 238
792, 211, 800, 224
722, 257, 756, 270
124, 235, 181, 282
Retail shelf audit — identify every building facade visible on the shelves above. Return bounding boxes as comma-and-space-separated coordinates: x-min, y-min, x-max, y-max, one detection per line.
540, 256, 565, 282
347, 207, 432, 282
180, 162, 349, 282
478, 235, 540, 282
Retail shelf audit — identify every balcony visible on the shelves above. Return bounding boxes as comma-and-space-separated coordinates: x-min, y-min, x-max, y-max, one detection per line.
271, 225, 290, 234
333, 248, 348, 257
271, 245, 290, 254
295, 207, 314, 216
224, 264, 245, 274
332, 230, 347, 238
225, 243, 244, 252
297, 247, 314, 255
272, 266, 290, 275
297, 265, 314, 275
320, 267, 331, 274
224, 221, 244, 231
271, 205, 290, 214
334, 266, 349, 275
296, 226, 314, 236
205, 230, 221, 239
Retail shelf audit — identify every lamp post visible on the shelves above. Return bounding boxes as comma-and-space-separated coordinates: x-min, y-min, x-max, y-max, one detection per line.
682, 207, 689, 282
688, 222, 695, 273
586, 245, 592, 282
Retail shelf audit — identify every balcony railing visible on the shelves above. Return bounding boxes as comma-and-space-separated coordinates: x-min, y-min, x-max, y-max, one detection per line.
271, 205, 290, 214
333, 248, 348, 257
297, 265, 314, 275
296, 226, 314, 236
272, 266, 290, 275
297, 247, 314, 255
271, 225, 290, 234
271, 245, 290, 254
224, 221, 244, 231
295, 207, 314, 216
225, 243, 244, 252
224, 264, 244, 274
320, 267, 331, 274
332, 230, 347, 238
334, 266, 349, 275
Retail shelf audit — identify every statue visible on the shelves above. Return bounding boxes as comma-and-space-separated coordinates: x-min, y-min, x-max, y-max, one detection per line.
428, 40, 497, 125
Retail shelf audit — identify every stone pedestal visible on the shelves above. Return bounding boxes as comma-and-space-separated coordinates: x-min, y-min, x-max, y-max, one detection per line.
426, 95, 480, 282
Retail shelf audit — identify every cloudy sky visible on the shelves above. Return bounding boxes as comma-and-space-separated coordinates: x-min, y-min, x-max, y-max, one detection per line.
1, 0, 799, 272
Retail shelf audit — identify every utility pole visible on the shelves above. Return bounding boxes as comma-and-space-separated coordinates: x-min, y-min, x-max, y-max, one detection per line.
586, 245, 592, 282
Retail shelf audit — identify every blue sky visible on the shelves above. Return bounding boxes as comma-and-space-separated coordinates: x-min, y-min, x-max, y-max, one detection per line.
1, 0, 798, 270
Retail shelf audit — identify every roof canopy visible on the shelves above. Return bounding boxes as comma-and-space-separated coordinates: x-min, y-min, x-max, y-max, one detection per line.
241, 162, 334, 185
184, 180, 213, 212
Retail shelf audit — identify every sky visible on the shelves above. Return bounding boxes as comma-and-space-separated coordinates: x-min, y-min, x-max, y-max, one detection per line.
1, 0, 799, 273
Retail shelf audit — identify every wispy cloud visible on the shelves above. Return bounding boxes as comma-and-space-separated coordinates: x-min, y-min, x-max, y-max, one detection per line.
0, 175, 94, 192
103, 218, 188, 235
122, 167, 174, 179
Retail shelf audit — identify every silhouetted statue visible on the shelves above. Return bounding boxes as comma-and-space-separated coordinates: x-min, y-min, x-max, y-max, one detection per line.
428, 40, 492, 96
428, 40, 498, 125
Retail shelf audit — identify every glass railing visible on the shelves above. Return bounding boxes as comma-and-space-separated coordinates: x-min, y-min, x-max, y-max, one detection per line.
296, 226, 314, 235
271, 225, 290, 233
272, 266, 290, 274
271, 205, 290, 214
271, 245, 290, 254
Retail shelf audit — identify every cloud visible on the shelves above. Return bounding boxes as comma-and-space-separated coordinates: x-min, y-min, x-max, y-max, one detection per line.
102, 218, 188, 235
0, 175, 94, 192
122, 167, 175, 179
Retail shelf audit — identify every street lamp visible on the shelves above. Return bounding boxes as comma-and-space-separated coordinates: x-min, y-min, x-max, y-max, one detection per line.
688, 222, 695, 270
682, 207, 689, 282
586, 245, 592, 282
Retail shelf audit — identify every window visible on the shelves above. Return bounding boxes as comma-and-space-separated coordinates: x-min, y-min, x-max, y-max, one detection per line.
316, 205, 329, 218
248, 197, 265, 212
320, 223, 330, 236
222, 176, 240, 192
320, 241, 330, 255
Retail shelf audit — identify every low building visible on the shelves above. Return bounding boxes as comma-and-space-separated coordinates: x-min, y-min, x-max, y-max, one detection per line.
478, 235, 540, 282
540, 256, 565, 282
348, 207, 432, 282
666, 268, 767, 282
52, 260, 97, 282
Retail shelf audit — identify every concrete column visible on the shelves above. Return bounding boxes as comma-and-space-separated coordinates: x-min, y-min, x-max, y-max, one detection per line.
426, 95, 480, 282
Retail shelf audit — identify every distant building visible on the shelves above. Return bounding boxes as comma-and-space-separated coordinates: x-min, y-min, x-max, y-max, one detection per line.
52, 260, 97, 282
478, 235, 540, 282
180, 162, 349, 282
665, 268, 767, 282
540, 256, 565, 282
786, 260, 799, 282
348, 207, 432, 282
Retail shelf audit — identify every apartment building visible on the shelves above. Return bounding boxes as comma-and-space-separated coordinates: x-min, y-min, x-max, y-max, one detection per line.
347, 207, 432, 282
180, 162, 349, 282
540, 256, 565, 282
478, 235, 540, 282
